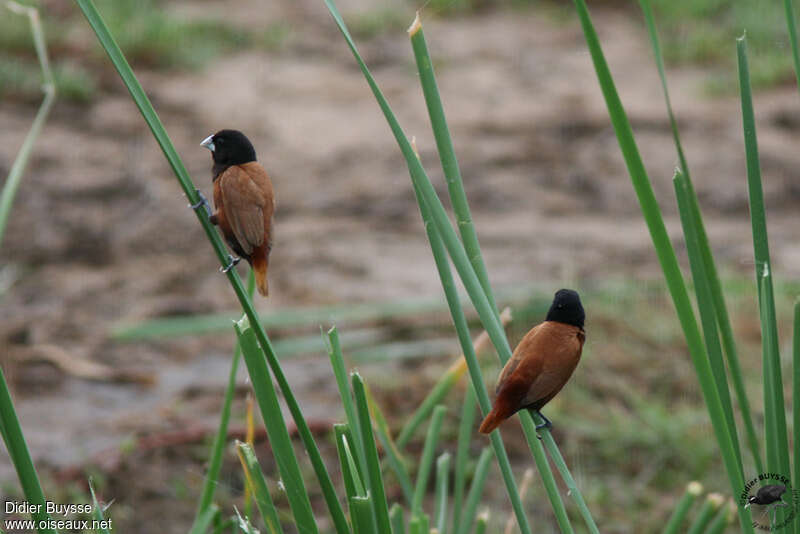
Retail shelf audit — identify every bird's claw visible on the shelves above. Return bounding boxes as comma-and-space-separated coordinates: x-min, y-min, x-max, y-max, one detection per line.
189, 189, 212, 218
220, 255, 241, 273
534, 411, 552, 431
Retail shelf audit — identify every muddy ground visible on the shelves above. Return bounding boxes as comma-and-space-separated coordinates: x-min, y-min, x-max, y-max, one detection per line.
1, 0, 799, 532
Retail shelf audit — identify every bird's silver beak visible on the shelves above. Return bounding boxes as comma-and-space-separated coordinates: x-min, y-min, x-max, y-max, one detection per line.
200, 134, 215, 152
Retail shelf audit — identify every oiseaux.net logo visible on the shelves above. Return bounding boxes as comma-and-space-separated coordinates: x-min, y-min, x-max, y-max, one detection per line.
739, 473, 800, 531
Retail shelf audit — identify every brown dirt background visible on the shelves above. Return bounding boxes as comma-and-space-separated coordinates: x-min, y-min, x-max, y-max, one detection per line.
1, 0, 799, 532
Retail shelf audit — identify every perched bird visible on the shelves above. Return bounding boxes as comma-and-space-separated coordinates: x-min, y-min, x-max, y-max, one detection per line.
479, 289, 585, 434
745, 484, 788, 509
200, 129, 274, 297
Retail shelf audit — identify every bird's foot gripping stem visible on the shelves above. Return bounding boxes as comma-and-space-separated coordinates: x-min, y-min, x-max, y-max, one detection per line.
189, 189, 212, 218
220, 255, 241, 273
534, 411, 552, 433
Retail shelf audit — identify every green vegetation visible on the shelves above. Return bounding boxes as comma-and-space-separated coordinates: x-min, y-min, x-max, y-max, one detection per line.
649, 0, 798, 90
2, 0, 799, 531
0, 0, 288, 103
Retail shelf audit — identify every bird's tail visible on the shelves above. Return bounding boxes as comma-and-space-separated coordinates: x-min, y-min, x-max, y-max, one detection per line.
251, 250, 269, 297
479, 405, 508, 434
478, 391, 520, 434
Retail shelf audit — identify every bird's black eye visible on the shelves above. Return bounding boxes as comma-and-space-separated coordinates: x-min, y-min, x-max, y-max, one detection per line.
216, 138, 224, 144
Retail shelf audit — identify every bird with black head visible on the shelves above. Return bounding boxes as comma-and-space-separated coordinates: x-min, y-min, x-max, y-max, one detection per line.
200, 129, 274, 297
479, 289, 585, 434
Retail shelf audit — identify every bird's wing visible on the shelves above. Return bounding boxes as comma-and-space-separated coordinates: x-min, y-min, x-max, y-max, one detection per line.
519, 325, 583, 408
240, 161, 275, 245
495, 324, 544, 394
219, 165, 266, 255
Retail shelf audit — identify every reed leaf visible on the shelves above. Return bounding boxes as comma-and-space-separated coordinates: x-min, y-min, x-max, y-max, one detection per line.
0, 368, 55, 534
737, 34, 792, 485
349, 495, 378, 534
639, 0, 762, 473
334, 424, 362, 502
88, 478, 112, 534
74, 3, 350, 531
234, 318, 318, 534
686, 493, 723, 534
236, 441, 284, 534
352, 372, 394, 534
391, 503, 407, 534
573, 1, 754, 530
674, 172, 743, 474
408, 13, 498, 313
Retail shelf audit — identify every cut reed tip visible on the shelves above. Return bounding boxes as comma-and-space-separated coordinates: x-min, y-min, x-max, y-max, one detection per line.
707, 493, 724, 508
408, 11, 422, 36
687, 481, 703, 495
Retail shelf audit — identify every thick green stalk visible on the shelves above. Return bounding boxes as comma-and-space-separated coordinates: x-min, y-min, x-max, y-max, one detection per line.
573, 1, 751, 531
334, 424, 362, 501
74, 4, 349, 532
390, 503, 407, 534
738, 35, 791, 484
327, 327, 369, 480
639, 0, 761, 472
350, 495, 378, 534
686, 493, 723, 534
412, 405, 447, 516
408, 15, 499, 315
0, 369, 55, 533
365, 384, 414, 505
321, 4, 578, 530
675, 173, 743, 476
237, 441, 284, 534
234, 319, 318, 534
0, 2, 56, 251
352, 372, 394, 534
662, 482, 703, 534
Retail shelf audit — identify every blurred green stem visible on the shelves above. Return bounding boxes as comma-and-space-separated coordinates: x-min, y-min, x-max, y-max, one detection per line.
0, 2, 56, 252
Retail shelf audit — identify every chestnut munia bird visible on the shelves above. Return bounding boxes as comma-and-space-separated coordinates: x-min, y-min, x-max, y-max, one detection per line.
479, 289, 585, 434
201, 129, 274, 296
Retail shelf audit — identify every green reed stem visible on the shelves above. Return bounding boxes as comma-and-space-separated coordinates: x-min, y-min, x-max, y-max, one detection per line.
0, 2, 56, 252
74, 3, 350, 532
237, 441, 284, 534
573, 0, 751, 530
234, 318, 318, 533
738, 35, 791, 486
662, 481, 703, 534
0, 368, 56, 534
639, 0, 761, 473
408, 14, 498, 315
352, 372, 393, 534
675, 173, 743, 475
